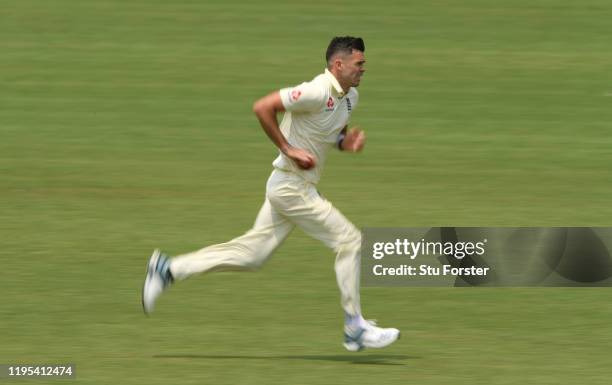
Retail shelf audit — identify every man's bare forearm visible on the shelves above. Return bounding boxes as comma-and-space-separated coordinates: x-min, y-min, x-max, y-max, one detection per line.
252, 91, 316, 170
252, 91, 290, 153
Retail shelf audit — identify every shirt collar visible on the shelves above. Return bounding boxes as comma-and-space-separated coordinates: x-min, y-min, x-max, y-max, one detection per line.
324, 68, 346, 97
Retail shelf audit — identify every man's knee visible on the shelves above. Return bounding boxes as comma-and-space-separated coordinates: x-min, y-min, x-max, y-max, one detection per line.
231, 235, 276, 270
335, 227, 362, 254
250, 244, 278, 269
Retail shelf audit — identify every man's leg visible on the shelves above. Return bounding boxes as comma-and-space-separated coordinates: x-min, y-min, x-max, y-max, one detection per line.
170, 198, 294, 280
142, 198, 293, 313
267, 178, 361, 316
266, 171, 399, 351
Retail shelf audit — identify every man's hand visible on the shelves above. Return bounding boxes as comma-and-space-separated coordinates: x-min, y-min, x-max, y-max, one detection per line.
342, 127, 366, 152
283, 146, 316, 170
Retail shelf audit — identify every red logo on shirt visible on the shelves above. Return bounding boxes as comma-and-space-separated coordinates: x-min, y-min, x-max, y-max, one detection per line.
291, 89, 302, 101
327, 97, 334, 108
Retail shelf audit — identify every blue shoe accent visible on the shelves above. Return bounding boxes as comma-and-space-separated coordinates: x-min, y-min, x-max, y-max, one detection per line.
344, 328, 365, 344
344, 327, 365, 351
155, 253, 173, 285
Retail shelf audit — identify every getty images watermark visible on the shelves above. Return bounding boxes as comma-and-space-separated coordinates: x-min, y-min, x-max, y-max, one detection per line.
362, 227, 612, 287
371, 237, 489, 278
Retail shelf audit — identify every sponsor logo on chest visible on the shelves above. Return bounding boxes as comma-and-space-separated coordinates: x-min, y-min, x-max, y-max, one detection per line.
324, 97, 335, 112
324, 96, 352, 113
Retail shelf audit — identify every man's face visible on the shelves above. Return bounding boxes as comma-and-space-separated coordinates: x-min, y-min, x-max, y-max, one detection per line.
339, 49, 366, 88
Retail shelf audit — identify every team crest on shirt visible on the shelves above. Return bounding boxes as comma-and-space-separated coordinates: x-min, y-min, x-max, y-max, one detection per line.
291, 89, 302, 101
327, 97, 335, 109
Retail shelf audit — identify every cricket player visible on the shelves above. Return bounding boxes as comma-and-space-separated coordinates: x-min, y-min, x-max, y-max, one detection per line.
142, 36, 400, 351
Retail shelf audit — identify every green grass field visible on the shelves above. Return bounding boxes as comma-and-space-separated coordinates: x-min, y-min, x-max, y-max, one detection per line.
2, 0, 612, 383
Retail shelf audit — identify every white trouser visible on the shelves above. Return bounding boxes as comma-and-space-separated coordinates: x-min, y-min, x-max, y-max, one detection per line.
169, 169, 362, 316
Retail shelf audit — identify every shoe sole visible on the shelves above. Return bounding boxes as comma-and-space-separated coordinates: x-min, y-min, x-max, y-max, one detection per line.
343, 341, 364, 352
142, 249, 161, 315
344, 330, 401, 352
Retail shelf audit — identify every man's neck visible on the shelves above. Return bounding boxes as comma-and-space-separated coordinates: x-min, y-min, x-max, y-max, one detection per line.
328, 68, 350, 94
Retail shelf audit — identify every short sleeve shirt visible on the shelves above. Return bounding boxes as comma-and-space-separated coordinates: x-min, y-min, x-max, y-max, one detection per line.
273, 69, 359, 184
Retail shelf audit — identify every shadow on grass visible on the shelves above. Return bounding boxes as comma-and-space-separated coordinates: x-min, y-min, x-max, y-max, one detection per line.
153, 354, 416, 366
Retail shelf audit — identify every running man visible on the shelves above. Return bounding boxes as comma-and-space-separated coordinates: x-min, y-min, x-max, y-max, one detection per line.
142, 36, 400, 351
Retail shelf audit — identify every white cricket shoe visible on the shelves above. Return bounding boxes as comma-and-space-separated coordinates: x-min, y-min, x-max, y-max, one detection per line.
343, 320, 400, 351
142, 249, 172, 315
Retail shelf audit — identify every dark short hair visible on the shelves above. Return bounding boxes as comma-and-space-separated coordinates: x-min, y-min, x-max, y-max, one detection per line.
325, 36, 365, 64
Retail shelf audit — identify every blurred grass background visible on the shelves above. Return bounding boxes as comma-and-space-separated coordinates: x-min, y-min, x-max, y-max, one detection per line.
2, 0, 612, 383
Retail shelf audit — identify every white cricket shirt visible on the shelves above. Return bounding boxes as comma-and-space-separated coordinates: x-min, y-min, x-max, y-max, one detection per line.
273, 68, 359, 184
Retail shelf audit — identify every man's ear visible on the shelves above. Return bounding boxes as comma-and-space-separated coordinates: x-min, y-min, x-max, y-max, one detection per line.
333, 57, 343, 71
